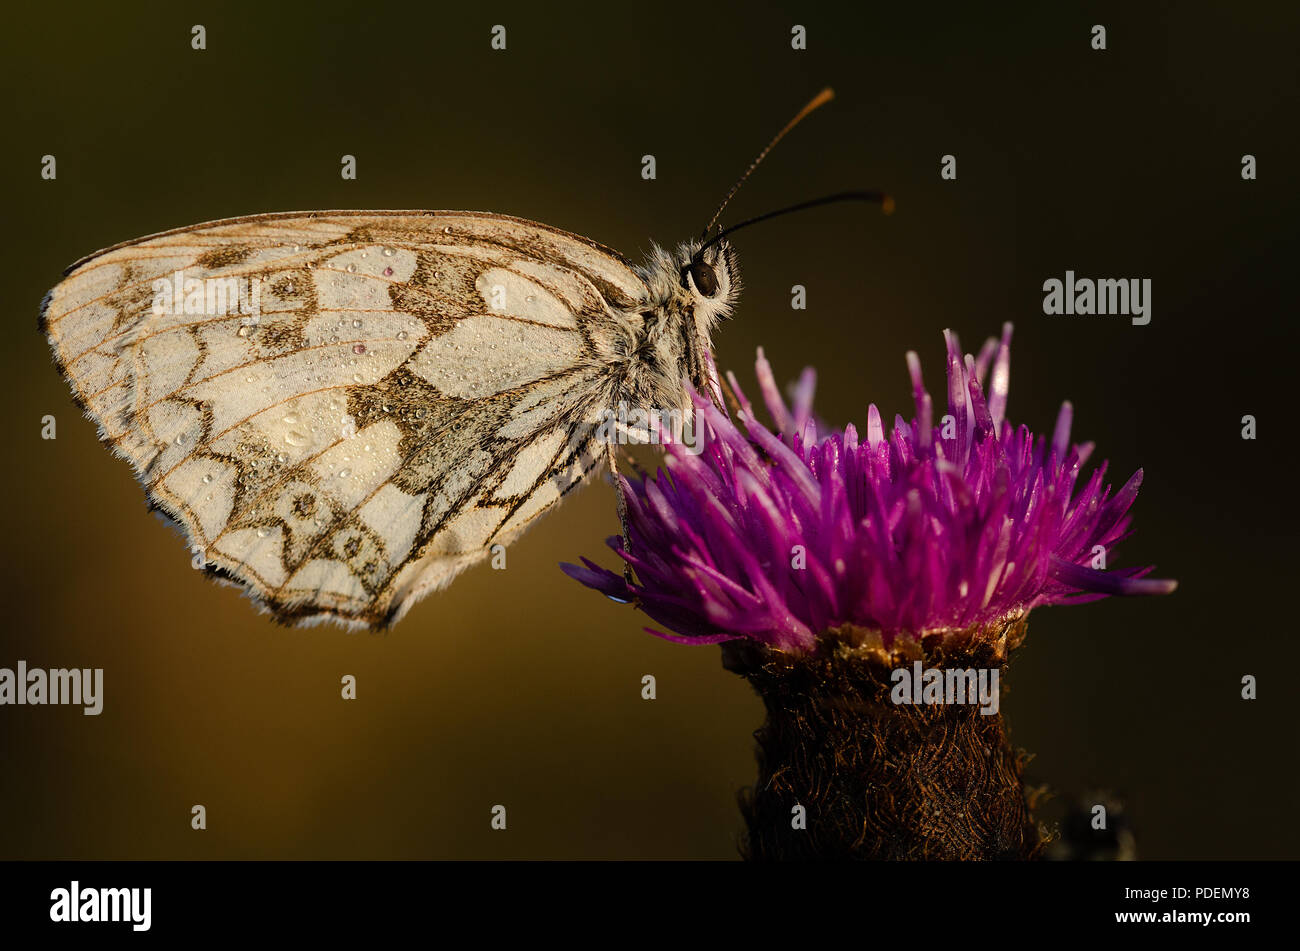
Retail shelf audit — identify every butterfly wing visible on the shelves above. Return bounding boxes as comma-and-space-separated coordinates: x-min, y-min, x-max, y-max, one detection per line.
42, 211, 646, 628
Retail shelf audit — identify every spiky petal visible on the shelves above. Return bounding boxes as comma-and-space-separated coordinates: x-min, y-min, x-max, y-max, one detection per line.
562, 325, 1175, 651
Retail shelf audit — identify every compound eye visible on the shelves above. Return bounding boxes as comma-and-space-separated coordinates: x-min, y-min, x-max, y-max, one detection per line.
688, 261, 719, 298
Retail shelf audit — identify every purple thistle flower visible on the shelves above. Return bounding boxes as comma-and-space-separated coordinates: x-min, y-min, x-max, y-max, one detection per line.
561, 324, 1175, 652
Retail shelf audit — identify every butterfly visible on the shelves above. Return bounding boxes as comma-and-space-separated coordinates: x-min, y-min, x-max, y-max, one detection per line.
40, 88, 888, 629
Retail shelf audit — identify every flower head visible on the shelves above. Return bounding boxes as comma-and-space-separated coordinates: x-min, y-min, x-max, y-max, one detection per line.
562, 325, 1175, 652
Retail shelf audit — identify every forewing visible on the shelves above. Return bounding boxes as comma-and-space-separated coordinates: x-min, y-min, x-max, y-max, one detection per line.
42, 211, 644, 627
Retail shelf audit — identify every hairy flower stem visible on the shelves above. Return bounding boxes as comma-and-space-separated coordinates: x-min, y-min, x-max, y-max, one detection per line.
724, 617, 1043, 861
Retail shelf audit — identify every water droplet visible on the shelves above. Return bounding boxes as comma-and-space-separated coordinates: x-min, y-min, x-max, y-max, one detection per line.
397, 331, 408, 340
237, 326, 252, 337
256, 527, 269, 538
283, 414, 299, 425
175, 434, 186, 445
202, 474, 212, 484
525, 295, 535, 303
363, 444, 372, 452
443, 226, 454, 234
245, 374, 256, 383
305, 261, 314, 269
353, 343, 366, 354
383, 266, 394, 277
285, 282, 295, 293
360, 251, 368, 259
382, 247, 395, 257
381, 403, 391, 413
338, 468, 352, 479
285, 431, 307, 446
353, 374, 363, 383
352, 319, 362, 329
414, 407, 427, 418
433, 270, 444, 280
346, 263, 357, 273
292, 243, 301, 252
275, 452, 288, 464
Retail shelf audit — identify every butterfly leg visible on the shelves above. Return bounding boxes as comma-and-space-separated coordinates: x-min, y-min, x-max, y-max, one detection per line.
605, 440, 636, 588
696, 329, 728, 413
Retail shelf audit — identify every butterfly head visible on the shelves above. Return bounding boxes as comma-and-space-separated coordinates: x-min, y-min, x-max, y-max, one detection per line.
678, 237, 740, 325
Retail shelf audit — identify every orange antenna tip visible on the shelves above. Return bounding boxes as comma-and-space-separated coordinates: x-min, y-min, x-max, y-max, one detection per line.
704, 86, 841, 236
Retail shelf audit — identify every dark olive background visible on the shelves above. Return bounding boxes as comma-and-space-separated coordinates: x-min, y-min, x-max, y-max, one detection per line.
1, 0, 1295, 859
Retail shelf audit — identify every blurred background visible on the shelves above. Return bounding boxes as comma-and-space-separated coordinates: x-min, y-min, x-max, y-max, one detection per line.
1, 0, 1296, 859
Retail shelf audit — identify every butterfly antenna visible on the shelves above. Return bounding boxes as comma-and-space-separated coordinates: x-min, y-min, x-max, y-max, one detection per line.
693, 190, 894, 265
703, 87, 837, 238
